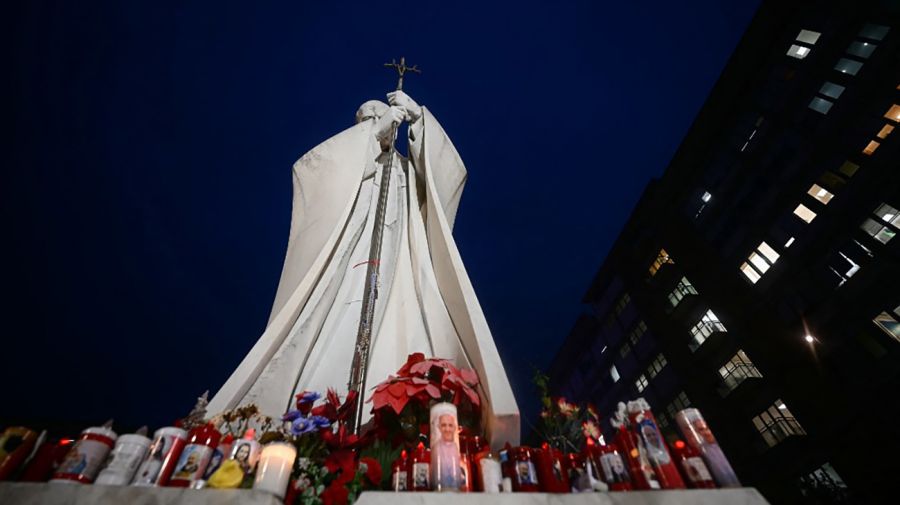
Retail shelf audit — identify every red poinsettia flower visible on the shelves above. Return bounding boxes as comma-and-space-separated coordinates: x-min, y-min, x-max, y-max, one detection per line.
358, 456, 382, 486
370, 353, 481, 416
320, 480, 350, 505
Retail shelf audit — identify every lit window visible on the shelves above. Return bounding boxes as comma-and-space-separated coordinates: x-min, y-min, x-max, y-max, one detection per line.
861, 219, 896, 243
838, 161, 860, 178
808, 97, 833, 114
668, 276, 698, 308
846, 41, 876, 59
649, 249, 674, 276
610, 365, 620, 383
753, 399, 806, 448
818, 82, 845, 99
689, 310, 726, 351
794, 204, 817, 223
718, 350, 763, 395
742, 241, 781, 282
666, 391, 691, 419
864, 204, 900, 244
647, 354, 667, 378
619, 342, 630, 358
757, 241, 780, 263
859, 23, 890, 41
873, 311, 900, 343
875, 203, 900, 226
807, 184, 834, 205
834, 58, 863, 75
748, 252, 770, 273
863, 140, 880, 155
635, 374, 649, 393
877, 124, 894, 139
796, 29, 821, 45
884, 105, 900, 122
787, 44, 810, 59
740, 262, 762, 284
785, 237, 795, 248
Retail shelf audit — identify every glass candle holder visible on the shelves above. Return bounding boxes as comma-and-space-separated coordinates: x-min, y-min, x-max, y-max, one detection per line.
253, 442, 296, 498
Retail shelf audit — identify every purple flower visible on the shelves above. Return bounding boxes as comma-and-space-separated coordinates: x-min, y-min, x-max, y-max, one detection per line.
291, 417, 316, 435
283, 410, 302, 422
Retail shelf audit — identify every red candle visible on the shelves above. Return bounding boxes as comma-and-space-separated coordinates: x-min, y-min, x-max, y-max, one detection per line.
627, 403, 685, 489
534, 443, 569, 493
614, 425, 660, 490
408, 442, 431, 491
167, 424, 221, 488
391, 450, 409, 491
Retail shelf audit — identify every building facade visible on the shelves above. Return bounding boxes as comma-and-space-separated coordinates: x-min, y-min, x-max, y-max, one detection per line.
549, 1, 900, 503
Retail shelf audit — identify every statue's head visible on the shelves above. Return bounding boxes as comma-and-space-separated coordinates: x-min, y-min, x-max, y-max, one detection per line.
355, 100, 390, 124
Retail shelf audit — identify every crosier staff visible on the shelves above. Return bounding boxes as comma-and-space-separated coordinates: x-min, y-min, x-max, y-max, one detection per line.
346, 57, 420, 435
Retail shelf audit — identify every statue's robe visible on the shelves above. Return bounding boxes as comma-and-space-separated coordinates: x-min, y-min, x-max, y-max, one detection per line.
208, 108, 519, 448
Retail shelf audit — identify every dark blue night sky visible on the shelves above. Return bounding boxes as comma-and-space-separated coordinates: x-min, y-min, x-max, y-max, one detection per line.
4, 1, 760, 432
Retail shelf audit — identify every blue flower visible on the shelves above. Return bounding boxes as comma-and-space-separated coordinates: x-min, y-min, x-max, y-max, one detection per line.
310, 416, 331, 428
296, 391, 321, 404
291, 416, 318, 435
283, 410, 302, 422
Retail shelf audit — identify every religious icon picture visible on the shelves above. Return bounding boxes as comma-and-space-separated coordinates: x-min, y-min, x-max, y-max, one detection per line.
515, 460, 537, 486
429, 402, 461, 491
413, 462, 430, 489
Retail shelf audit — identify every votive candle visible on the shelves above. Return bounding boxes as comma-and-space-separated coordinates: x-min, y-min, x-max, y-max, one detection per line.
253, 442, 296, 498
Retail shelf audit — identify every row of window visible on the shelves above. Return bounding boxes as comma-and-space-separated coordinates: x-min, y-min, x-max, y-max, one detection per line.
643, 250, 811, 449
740, 97, 900, 286
806, 24, 890, 114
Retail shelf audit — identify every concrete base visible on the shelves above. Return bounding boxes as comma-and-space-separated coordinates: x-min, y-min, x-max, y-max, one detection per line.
0, 483, 770, 505
358, 490, 770, 505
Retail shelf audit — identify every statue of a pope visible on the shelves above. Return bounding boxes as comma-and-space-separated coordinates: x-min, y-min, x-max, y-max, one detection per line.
209, 91, 519, 447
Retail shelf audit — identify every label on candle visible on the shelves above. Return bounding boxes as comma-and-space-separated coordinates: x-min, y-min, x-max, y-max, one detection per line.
599, 453, 630, 484
95, 436, 150, 485
53, 436, 114, 483
411, 462, 430, 489
681, 456, 713, 483
171, 444, 212, 482
392, 469, 407, 491
514, 460, 537, 486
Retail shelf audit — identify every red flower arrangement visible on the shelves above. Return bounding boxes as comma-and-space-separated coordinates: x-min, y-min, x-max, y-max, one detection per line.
369, 353, 481, 443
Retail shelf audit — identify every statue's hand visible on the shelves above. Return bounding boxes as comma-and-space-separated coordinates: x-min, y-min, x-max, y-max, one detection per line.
373, 105, 407, 144
387, 91, 422, 122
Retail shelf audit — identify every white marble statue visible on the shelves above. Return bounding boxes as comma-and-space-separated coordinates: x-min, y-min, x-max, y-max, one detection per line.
208, 91, 519, 448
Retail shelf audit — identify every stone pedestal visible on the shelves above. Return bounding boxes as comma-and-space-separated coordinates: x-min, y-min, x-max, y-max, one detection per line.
0, 482, 770, 505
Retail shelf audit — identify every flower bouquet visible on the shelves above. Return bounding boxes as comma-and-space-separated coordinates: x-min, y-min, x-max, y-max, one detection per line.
368, 353, 482, 445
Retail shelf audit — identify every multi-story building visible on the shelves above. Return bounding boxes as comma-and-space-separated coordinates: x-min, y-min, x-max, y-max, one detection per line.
549, 1, 900, 503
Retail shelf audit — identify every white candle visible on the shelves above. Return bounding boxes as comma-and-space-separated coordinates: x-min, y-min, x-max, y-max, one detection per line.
253, 442, 296, 498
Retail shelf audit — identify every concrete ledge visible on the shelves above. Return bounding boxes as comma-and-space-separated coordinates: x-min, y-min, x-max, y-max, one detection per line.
1, 483, 770, 505
1, 482, 281, 505
356, 489, 770, 505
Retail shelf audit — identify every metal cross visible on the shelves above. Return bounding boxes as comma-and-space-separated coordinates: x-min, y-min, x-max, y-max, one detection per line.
384, 57, 420, 91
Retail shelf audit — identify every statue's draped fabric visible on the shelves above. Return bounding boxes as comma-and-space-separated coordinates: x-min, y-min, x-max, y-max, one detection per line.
209, 108, 519, 447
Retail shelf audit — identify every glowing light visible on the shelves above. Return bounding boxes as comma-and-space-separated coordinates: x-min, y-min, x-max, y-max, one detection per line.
804, 335, 815, 343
